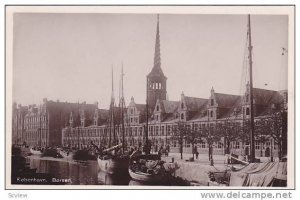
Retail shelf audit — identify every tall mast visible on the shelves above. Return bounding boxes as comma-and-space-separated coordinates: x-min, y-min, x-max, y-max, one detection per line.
121, 63, 125, 153
77, 102, 80, 149
109, 66, 115, 147
45, 104, 48, 147
39, 104, 42, 147
145, 76, 149, 154
248, 14, 256, 163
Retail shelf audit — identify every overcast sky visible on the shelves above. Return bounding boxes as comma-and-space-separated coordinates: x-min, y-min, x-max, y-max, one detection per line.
13, 13, 288, 109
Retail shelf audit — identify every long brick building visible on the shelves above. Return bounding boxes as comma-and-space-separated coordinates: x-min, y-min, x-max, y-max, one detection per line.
60, 16, 288, 158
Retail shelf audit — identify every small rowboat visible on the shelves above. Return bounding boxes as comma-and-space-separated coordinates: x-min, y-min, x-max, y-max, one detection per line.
128, 153, 173, 183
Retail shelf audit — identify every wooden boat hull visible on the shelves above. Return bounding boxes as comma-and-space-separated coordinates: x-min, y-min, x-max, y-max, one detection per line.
59, 150, 74, 160
128, 168, 169, 183
30, 148, 42, 155
98, 156, 129, 174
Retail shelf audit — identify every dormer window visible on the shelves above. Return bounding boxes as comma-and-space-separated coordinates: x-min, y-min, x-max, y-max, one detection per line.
156, 105, 159, 111
181, 102, 184, 109
131, 108, 133, 115
211, 99, 214, 106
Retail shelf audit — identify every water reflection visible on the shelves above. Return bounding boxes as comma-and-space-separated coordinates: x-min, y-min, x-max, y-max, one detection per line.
27, 156, 189, 186
97, 171, 130, 185
29, 157, 99, 185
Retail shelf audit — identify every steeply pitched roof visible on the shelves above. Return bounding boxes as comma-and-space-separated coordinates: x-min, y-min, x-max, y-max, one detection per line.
161, 100, 179, 114
96, 109, 109, 125
252, 88, 284, 105
136, 104, 147, 113
214, 93, 241, 108
46, 101, 98, 127
184, 96, 208, 111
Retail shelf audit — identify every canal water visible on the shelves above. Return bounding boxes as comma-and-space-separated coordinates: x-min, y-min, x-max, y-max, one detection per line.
27, 156, 190, 186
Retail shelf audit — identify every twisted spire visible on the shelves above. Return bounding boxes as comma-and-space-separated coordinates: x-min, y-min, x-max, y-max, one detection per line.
153, 14, 161, 70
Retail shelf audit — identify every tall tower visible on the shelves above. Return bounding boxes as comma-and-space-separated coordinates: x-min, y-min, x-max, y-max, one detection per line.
147, 15, 167, 111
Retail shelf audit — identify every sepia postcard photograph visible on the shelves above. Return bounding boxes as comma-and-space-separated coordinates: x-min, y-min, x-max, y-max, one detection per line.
5, 5, 295, 189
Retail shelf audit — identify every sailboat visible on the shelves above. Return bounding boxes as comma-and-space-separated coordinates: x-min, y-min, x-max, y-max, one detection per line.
128, 72, 175, 184
97, 66, 129, 174
208, 14, 257, 186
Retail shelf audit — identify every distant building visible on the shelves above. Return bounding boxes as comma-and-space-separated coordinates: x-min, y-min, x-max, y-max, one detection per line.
12, 98, 100, 147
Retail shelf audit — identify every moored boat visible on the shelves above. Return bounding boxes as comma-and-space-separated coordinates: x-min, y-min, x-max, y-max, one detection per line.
98, 155, 129, 174
97, 66, 129, 174
59, 148, 74, 160
128, 153, 171, 183
30, 147, 43, 155
97, 144, 129, 174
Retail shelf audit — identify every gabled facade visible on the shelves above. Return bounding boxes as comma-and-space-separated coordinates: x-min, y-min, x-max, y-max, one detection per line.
153, 99, 179, 123
207, 88, 241, 120
127, 97, 146, 125
177, 92, 208, 122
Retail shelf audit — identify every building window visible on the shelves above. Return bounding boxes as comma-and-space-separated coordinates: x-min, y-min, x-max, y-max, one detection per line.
246, 107, 250, 115
130, 118, 133, 123
200, 142, 206, 148
181, 102, 184, 109
156, 105, 159, 111
210, 111, 213, 118
181, 113, 184, 120
131, 108, 133, 115
156, 115, 159, 121
235, 141, 240, 149
255, 142, 260, 149
211, 99, 214, 106
217, 142, 223, 149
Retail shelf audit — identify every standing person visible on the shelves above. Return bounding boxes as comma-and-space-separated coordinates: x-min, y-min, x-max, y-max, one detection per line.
158, 146, 163, 157
194, 146, 199, 159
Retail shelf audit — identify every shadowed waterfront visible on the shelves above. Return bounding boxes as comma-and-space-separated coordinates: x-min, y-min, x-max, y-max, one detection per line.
27, 156, 190, 186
